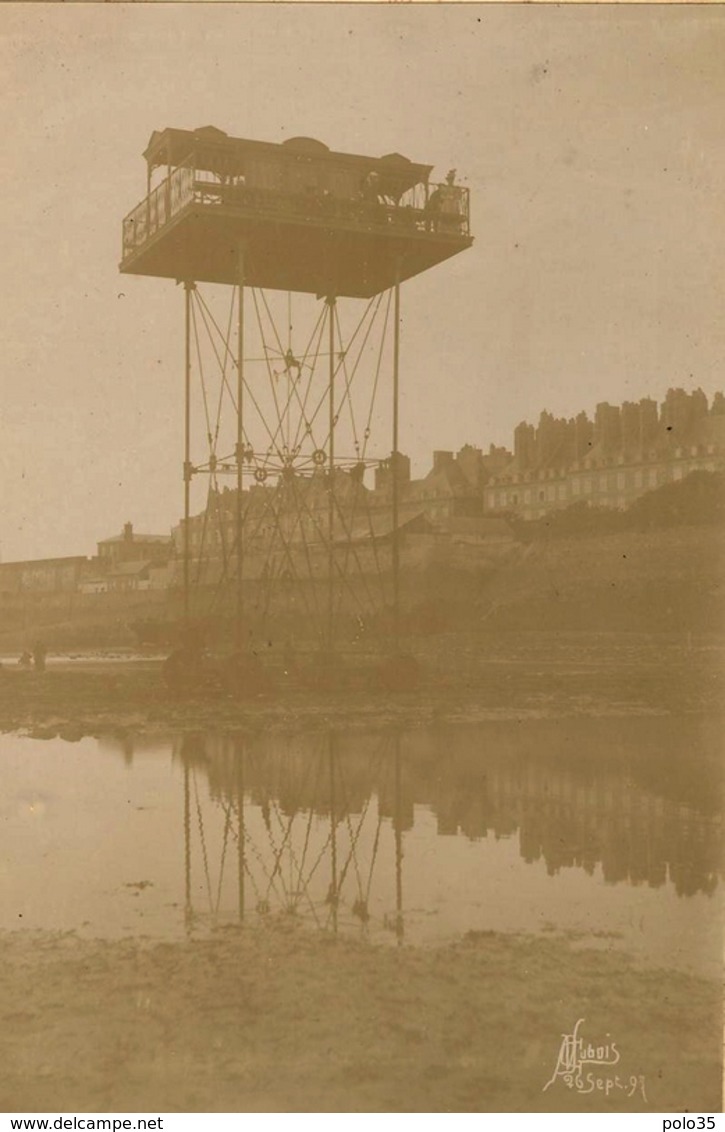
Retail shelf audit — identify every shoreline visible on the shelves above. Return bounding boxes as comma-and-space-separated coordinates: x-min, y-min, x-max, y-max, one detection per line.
1, 630, 722, 738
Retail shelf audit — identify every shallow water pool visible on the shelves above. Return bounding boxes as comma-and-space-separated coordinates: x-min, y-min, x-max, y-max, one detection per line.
0, 715, 721, 974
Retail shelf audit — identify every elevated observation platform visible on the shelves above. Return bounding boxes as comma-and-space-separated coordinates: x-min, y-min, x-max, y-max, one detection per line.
119, 126, 473, 298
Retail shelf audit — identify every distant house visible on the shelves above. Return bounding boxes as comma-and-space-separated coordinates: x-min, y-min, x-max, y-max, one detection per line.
373, 449, 487, 531
105, 560, 153, 593
0, 556, 90, 595
97, 522, 172, 566
61, 559, 169, 597
78, 576, 109, 595
406, 452, 482, 526
148, 563, 172, 591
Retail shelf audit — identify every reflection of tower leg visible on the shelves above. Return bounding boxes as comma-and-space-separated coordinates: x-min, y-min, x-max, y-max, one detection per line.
392, 271, 401, 653
183, 280, 194, 623
236, 741, 245, 921
236, 253, 245, 650
329, 731, 338, 933
327, 296, 336, 656
394, 733, 404, 944
183, 759, 192, 930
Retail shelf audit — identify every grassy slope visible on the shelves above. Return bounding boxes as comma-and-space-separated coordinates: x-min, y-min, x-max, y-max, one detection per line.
470, 526, 724, 633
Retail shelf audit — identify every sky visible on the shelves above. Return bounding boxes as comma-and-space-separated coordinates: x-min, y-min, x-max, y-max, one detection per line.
1, 3, 724, 562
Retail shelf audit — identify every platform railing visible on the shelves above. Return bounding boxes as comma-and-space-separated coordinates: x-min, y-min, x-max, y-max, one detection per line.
122, 166, 194, 256
122, 169, 469, 259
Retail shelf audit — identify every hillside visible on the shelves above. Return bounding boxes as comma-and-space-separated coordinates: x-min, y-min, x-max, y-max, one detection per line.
465, 473, 725, 633
1, 474, 723, 653
467, 525, 724, 634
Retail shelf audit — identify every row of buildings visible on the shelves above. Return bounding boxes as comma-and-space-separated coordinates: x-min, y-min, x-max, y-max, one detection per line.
484, 387, 725, 520
0, 523, 173, 597
2, 386, 723, 596
176, 385, 725, 568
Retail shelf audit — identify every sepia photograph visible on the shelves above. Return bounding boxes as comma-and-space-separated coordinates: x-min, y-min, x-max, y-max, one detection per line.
0, 1, 722, 1117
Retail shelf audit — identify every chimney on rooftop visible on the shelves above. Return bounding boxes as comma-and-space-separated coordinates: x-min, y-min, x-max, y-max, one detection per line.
123, 522, 133, 543
432, 450, 454, 473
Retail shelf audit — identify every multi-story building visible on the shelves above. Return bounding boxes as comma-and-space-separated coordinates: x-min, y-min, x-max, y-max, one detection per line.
97, 521, 173, 566
168, 387, 725, 579
371, 444, 510, 529
484, 388, 725, 520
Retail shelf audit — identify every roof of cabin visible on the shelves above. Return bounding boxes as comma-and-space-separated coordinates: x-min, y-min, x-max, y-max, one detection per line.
143, 126, 432, 193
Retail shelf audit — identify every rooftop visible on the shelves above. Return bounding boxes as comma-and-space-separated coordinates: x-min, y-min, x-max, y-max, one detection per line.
107, 561, 153, 578
98, 533, 171, 545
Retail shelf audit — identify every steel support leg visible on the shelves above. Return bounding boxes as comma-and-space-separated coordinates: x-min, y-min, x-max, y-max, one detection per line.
183, 281, 194, 625
327, 295, 336, 657
394, 733, 404, 944
183, 759, 191, 930
329, 730, 338, 932
236, 253, 245, 651
236, 741, 245, 920
392, 272, 401, 653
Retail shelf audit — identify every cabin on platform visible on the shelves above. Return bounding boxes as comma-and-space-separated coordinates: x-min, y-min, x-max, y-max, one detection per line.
120, 126, 473, 298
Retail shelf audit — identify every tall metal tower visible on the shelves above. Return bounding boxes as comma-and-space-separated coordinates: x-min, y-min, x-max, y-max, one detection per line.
120, 125, 472, 684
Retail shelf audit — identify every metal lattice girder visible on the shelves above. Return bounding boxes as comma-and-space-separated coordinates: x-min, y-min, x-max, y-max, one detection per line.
180, 282, 402, 651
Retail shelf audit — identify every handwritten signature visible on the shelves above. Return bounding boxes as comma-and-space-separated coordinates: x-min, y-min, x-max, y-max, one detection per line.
544, 1018, 647, 1102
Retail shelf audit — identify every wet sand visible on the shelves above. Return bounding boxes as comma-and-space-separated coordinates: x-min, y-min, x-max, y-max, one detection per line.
0, 921, 720, 1113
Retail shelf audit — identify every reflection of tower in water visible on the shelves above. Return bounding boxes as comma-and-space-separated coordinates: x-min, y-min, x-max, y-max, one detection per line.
177, 730, 407, 940
172, 719, 722, 939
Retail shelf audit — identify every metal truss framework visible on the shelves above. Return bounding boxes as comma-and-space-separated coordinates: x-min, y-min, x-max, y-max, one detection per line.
180, 262, 403, 657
